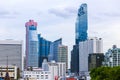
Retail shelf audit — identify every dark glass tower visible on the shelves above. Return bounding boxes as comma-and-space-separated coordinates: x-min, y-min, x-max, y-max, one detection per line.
75, 3, 88, 44
38, 34, 51, 67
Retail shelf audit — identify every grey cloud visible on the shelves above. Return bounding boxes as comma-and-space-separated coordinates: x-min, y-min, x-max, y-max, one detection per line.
89, 11, 120, 24
100, 12, 120, 17
48, 7, 77, 18
65, 7, 77, 14
0, 10, 10, 16
0, 10, 20, 19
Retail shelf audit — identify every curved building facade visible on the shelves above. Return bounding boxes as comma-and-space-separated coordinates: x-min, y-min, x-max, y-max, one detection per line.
25, 20, 39, 68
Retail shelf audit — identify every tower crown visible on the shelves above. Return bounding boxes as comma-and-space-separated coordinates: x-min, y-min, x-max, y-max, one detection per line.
25, 20, 37, 27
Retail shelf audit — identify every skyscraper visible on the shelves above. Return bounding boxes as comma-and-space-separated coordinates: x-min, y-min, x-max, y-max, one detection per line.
38, 34, 51, 67
71, 45, 79, 73
75, 3, 88, 44
48, 38, 62, 62
71, 3, 88, 74
25, 20, 39, 68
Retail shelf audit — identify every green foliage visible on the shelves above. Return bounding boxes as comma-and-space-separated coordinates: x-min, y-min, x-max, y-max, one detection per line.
90, 66, 120, 80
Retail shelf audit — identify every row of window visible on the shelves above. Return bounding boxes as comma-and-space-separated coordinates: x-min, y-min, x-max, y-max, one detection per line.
25, 75, 48, 79
24, 71, 49, 74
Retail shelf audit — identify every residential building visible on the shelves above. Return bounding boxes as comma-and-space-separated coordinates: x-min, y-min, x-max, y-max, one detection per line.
25, 20, 39, 68
104, 45, 120, 67
0, 40, 23, 70
58, 45, 68, 69
79, 37, 103, 72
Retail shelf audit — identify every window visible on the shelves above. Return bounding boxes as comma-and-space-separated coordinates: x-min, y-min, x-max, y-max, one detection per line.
41, 75, 44, 79
37, 75, 39, 79
45, 75, 48, 79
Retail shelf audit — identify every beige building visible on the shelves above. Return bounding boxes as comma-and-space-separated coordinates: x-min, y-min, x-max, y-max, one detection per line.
0, 65, 18, 80
58, 45, 68, 69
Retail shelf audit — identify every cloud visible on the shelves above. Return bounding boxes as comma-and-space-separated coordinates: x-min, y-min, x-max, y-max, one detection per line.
100, 12, 120, 18
48, 7, 77, 18
0, 8, 20, 19
0, 8, 10, 16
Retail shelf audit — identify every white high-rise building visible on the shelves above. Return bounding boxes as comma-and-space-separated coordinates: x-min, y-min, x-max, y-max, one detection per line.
105, 45, 120, 67
79, 37, 103, 72
87, 37, 103, 53
0, 40, 23, 70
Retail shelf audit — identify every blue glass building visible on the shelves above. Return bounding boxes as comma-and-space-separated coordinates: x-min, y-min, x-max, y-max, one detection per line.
75, 3, 88, 44
38, 34, 51, 67
49, 38, 62, 62
71, 3, 88, 73
25, 20, 39, 68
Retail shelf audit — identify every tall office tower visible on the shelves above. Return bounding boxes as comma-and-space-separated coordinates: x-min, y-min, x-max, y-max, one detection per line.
71, 45, 79, 73
48, 38, 62, 62
0, 40, 23, 70
104, 45, 120, 67
58, 45, 68, 69
71, 3, 88, 74
25, 20, 39, 68
75, 3, 88, 44
79, 37, 103, 72
38, 34, 51, 67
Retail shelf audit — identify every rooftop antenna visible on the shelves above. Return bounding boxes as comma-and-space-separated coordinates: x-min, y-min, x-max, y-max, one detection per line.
7, 56, 8, 68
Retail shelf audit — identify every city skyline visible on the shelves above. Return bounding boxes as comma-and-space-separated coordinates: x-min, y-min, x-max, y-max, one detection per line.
0, 0, 120, 54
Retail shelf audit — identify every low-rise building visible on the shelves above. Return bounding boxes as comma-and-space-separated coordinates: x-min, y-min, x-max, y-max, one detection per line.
0, 65, 17, 80
42, 60, 66, 79
23, 68, 51, 80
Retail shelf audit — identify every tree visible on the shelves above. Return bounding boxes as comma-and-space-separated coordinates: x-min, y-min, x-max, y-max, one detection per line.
90, 66, 120, 80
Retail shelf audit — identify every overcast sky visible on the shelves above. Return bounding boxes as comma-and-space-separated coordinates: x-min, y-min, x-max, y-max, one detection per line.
0, 0, 120, 67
